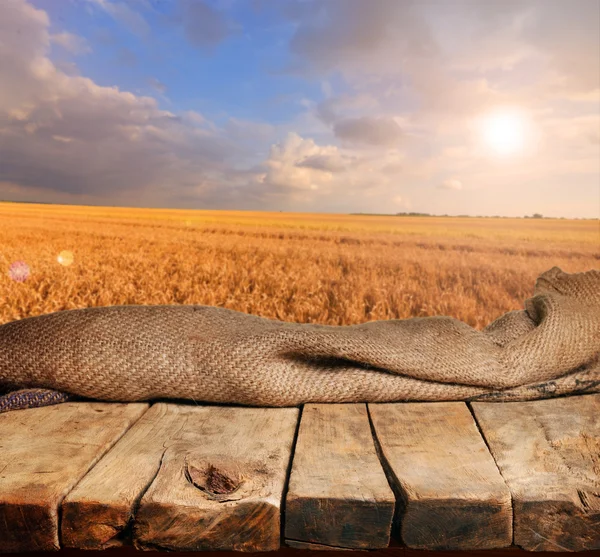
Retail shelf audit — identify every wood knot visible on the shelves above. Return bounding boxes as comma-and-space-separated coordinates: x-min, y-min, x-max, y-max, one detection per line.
185, 460, 244, 501
202, 464, 240, 494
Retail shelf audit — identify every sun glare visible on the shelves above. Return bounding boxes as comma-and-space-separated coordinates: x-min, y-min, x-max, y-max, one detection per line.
481, 109, 529, 156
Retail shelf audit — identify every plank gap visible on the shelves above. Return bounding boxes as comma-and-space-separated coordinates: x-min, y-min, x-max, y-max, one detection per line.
279, 404, 304, 546
471, 394, 600, 552
467, 401, 516, 548
365, 403, 405, 542
117, 443, 170, 546
285, 404, 395, 549
61, 404, 198, 549
131, 405, 299, 551
0, 402, 149, 552
55, 404, 152, 550
368, 402, 512, 550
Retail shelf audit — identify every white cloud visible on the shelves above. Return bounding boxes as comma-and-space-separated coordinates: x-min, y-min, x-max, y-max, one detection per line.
259, 132, 342, 192
243, 131, 440, 213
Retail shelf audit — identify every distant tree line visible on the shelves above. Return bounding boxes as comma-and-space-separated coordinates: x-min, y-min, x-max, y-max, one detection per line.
349, 212, 595, 219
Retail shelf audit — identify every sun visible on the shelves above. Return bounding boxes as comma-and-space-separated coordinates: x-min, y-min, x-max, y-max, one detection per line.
481, 109, 528, 156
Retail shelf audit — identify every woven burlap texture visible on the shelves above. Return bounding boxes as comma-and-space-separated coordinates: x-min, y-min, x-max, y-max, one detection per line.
0, 266, 598, 409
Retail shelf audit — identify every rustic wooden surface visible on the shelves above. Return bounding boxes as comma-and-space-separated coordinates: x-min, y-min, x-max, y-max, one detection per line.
9, 536, 547, 557
0, 402, 148, 552
368, 402, 513, 551
62, 403, 187, 549
133, 405, 299, 552
285, 404, 395, 550
1, 396, 599, 554
471, 394, 600, 552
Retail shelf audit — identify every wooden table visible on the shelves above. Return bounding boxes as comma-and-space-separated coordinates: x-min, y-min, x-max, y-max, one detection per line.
0, 394, 598, 554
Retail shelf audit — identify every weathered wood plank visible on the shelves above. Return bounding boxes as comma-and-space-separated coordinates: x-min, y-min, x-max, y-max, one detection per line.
285, 404, 395, 550
471, 394, 600, 552
285, 539, 354, 550
368, 401, 512, 551
62, 403, 188, 549
132, 405, 299, 552
0, 402, 148, 553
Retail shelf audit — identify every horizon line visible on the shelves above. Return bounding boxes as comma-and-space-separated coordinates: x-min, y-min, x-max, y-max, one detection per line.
0, 199, 598, 221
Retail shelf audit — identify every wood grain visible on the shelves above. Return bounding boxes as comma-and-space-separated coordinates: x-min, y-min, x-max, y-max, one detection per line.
471, 394, 600, 552
285, 539, 355, 550
132, 405, 299, 552
0, 402, 148, 552
368, 402, 512, 551
285, 404, 395, 550
62, 403, 190, 549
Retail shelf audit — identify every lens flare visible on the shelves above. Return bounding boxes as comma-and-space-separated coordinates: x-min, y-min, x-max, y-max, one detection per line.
8, 261, 30, 282
57, 250, 74, 266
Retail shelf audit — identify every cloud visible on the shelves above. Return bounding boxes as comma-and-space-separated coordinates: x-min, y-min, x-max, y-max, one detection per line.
296, 153, 349, 173
258, 132, 343, 191
285, 0, 598, 89
439, 179, 463, 190
333, 116, 403, 146
88, 0, 150, 36
285, 0, 435, 77
243, 132, 433, 213
0, 0, 239, 206
316, 94, 378, 125
269, 0, 598, 216
542, 114, 600, 148
148, 77, 167, 94
1, 0, 598, 217
278, 0, 598, 121
50, 32, 91, 55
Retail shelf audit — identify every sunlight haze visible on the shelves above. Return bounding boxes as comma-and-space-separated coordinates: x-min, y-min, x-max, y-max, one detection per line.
0, 0, 598, 218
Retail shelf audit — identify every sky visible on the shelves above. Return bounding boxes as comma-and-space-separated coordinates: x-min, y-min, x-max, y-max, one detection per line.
0, 0, 599, 217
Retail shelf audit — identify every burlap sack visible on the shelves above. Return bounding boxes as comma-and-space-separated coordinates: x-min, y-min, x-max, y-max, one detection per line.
0, 266, 598, 412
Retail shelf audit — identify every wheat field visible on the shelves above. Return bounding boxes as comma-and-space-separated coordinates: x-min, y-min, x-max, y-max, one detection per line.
0, 202, 598, 329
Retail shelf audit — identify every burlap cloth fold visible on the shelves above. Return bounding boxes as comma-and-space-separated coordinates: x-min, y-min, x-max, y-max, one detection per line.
0, 266, 598, 412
